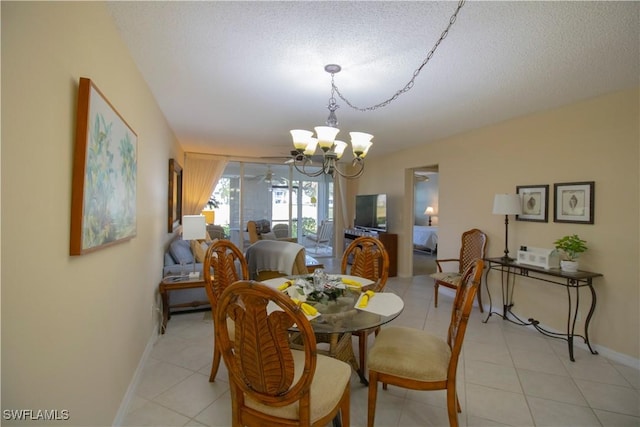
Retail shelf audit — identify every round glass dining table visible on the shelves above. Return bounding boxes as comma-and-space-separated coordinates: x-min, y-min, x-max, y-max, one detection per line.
261, 274, 404, 385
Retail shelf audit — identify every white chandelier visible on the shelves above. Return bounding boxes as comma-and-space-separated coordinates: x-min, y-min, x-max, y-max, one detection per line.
290, 64, 372, 179
289, 0, 466, 180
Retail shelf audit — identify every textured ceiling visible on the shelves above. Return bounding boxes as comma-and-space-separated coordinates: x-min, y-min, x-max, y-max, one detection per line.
107, 1, 639, 161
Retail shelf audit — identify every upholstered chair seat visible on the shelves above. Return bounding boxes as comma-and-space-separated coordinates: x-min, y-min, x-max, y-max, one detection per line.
367, 327, 451, 382
244, 350, 351, 423
429, 272, 463, 289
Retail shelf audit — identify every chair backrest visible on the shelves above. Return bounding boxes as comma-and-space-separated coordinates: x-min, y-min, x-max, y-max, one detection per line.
215, 280, 317, 422
446, 259, 484, 380
272, 223, 290, 239
245, 240, 307, 281
206, 224, 227, 240
341, 236, 390, 291
203, 240, 249, 309
458, 229, 487, 274
316, 220, 333, 243
247, 219, 272, 243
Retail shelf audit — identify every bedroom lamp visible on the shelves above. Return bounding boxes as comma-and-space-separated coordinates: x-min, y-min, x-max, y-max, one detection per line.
182, 215, 207, 278
424, 206, 434, 226
492, 194, 522, 262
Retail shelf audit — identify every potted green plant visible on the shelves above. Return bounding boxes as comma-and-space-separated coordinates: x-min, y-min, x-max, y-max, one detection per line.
553, 234, 588, 272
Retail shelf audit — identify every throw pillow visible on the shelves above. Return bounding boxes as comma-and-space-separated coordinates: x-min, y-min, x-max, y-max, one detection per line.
191, 239, 207, 263
164, 252, 177, 266
169, 239, 195, 264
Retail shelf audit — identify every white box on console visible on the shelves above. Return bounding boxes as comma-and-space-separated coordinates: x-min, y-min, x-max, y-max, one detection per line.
516, 247, 560, 269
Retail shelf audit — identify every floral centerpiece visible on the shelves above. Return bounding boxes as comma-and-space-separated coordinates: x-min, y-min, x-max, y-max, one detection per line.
288, 270, 348, 303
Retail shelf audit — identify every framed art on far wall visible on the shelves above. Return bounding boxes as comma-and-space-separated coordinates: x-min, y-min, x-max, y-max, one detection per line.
554, 181, 595, 224
168, 159, 183, 233
70, 77, 137, 255
516, 184, 549, 222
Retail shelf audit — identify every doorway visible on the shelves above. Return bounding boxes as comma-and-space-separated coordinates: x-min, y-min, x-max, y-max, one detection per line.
412, 166, 439, 276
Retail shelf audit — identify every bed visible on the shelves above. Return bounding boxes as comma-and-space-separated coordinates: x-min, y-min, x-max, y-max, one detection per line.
413, 225, 438, 253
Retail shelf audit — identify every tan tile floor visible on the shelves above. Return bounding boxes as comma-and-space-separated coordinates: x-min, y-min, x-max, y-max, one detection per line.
122, 262, 640, 426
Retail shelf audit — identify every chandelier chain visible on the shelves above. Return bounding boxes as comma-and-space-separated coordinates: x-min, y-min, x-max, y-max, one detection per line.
330, 0, 466, 112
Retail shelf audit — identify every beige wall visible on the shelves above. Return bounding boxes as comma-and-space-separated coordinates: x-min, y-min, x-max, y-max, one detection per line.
1, 2, 638, 424
2, 2, 182, 425
358, 88, 639, 361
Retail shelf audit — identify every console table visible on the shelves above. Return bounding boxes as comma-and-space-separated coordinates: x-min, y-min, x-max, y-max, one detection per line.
158, 276, 209, 334
483, 257, 602, 361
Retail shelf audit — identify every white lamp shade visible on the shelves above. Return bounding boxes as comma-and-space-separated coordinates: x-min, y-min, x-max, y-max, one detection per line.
314, 126, 340, 150
303, 138, 318, 156
333, 140, 347, 159
425, 206, 434, 215
290, 129, 314, 151
492, 194, 522, 215
182, 215, 207, 240
350, 132, 373, 158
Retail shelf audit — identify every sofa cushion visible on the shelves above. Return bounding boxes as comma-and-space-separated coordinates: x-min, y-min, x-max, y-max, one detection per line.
261, 231, 277, 240
169, 239, 194, 264
164, 252, 177, 266
163, 262, 203, 277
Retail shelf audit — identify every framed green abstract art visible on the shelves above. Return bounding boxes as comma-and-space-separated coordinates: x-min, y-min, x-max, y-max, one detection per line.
70, 77, 137, 255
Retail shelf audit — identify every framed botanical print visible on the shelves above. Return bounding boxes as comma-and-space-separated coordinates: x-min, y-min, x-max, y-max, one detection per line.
516, 185, 549, 222
70, 77, 137, 255
168, 159, 183, 232
554, 181, 595, 224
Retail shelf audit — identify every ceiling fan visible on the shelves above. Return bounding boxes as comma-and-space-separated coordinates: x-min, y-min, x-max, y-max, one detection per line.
414, 171, 431, 182
262, 150, 326, 165
415, 168, 439, 182
248, 165, 288, 187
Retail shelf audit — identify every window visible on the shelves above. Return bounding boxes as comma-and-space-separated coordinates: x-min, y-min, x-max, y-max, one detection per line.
210, 161, 334, 254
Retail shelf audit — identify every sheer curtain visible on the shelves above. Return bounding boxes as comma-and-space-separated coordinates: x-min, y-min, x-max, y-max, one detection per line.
183, 153, 228, 215
333, 171, 349, 252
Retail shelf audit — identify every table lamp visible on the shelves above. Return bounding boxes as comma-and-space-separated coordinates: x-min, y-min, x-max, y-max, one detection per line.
182, 215, 207, 278
492, 194, 522, 261
424, 206, 434, 226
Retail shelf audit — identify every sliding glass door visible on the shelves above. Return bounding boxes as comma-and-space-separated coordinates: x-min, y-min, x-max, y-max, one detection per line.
210, 161, 334, 256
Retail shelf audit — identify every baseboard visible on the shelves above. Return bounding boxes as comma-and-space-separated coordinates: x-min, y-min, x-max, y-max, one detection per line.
433, 286, 640, 369
112, 326, 159, 426
478, 301, 640, 370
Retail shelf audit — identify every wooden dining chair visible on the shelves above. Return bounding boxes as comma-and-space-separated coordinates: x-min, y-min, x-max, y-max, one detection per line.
430, 228, 487, 312
340, 236, 390, 378
202, 240, 249, 382
215, 280, 351, 427
366, 259, 484, 427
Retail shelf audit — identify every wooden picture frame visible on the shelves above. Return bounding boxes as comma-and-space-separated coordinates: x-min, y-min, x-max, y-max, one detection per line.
70, 78, 137, 255
554, 181, 595, 224
516, 185, 549, 222
168, 159, 183, 232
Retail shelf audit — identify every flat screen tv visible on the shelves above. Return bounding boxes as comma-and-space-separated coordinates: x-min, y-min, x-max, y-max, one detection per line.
354, 194, 387, 232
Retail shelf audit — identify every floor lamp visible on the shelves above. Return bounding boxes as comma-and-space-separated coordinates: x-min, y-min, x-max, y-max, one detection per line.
492, 194, 522, 262
182, 215, 207, 278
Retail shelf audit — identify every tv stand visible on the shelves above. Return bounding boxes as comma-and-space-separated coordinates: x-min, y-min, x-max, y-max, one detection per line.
344, 228, 397, 277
